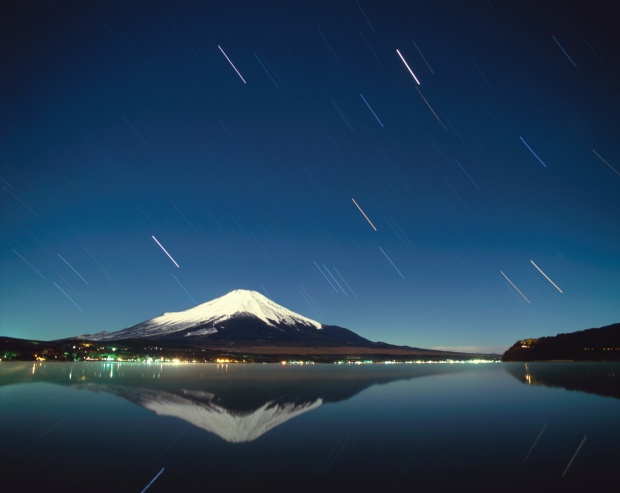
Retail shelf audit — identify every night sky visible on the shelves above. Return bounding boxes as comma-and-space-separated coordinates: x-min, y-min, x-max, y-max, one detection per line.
2, 1, 619, 353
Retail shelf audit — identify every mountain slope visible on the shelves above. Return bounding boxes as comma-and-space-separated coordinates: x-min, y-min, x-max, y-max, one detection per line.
81, 289, 321, 340
70, 289, 496, 358
78, 289, 388, 349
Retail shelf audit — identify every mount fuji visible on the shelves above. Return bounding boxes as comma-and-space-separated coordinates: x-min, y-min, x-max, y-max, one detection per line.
78, 289, 394, 352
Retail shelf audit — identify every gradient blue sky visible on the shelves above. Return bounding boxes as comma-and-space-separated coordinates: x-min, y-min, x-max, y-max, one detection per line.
1, 1, 618, 353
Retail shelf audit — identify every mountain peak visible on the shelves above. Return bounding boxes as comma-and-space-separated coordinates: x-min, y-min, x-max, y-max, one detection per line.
81, 289, 323, 341
221, 289, 271, 303
184, 289, 322, 330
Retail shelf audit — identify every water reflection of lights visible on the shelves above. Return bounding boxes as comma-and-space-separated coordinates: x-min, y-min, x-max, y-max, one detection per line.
524, 364, 532, 384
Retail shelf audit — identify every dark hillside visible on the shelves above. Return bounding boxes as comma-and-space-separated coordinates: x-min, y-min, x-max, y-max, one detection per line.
502, 323, 620, 361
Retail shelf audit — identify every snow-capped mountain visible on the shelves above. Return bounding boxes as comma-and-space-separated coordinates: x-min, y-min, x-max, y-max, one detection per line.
80, 289, 322, 341
78, 289, 378, 349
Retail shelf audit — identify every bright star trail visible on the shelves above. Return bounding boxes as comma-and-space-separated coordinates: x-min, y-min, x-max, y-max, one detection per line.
218, 45, 247, 84
1, 0, 618, 353
501, 271, 531, 304
152, 236, 180, 268
58, 254, 88, 284
351, 198, 377, 231
53, 282, 83, 311
530, 260, 563, 293
396, 49, 421, 85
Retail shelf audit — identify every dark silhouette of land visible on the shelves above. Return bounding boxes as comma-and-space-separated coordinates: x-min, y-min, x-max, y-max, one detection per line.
0, 335, 493, 363
502, 323, 620, 362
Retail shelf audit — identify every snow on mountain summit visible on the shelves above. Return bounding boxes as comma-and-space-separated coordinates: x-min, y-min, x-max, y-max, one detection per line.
90, 289, 323, 340
157, 289, 322, 330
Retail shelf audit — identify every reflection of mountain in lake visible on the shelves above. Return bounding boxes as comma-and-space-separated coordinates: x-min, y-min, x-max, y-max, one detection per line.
504, 362, 620, 399
81, 383, 323, 443
0, 362, 462, 442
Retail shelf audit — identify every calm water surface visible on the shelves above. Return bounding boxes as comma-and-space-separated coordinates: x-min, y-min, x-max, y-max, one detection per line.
1, 362, 618, 492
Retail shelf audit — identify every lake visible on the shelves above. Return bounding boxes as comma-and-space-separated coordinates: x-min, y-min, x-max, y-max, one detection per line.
1, 361, 618, 492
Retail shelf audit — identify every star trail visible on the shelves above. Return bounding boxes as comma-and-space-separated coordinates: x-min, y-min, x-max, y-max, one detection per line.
1, 1, 618, 353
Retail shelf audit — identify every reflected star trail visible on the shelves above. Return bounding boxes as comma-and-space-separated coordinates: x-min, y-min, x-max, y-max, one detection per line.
1, 0, 618, 353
